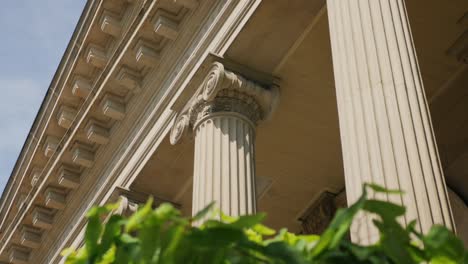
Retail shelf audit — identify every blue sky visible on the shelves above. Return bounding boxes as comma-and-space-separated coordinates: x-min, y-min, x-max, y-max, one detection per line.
0, 0, 86, 193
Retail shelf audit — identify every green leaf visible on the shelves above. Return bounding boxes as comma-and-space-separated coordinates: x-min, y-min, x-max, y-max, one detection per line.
363, 199, 405, 219
138, 203, 180, 263
365, 183, 403, 195
220, 212, 237, 223
65, 183, 468, 264
125, 197, 153, 232
85, 206, 108, 260
262, 241, 308, 264
99, 214, 124, 257
407, 244, 427, 263
200, 219, 226, 229
83, 201, 121, 262
96, 244, 116, 264
423, 225, 465, 263
245, 228, 262, 243
373, 219, 414, 264
188, 226, 245, 249
160, 224, 186, 263
295, 235, 320, 252
119, 233, 139, 244
192, 201, 215, 222
115, 234, 140, 264
252, 224, 276, 236
61, 247, 75, 258
64, 247, 89, 264
340, 240, 378, 261
230, 213, 265, 229
311, 188, 368, 257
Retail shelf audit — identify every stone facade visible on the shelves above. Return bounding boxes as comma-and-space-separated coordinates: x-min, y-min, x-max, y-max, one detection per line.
0, 0, 466, 263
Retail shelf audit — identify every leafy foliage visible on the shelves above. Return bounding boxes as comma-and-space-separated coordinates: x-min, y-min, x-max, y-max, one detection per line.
63, 184, 467, 263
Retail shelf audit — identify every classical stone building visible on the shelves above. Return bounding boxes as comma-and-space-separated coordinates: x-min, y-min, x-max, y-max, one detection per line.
0, 0, 467, 263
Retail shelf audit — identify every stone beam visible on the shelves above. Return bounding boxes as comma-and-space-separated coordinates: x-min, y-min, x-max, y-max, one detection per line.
72, 76, 92, 98
153, 15, 179, 40
100, 11, 122, 37
20, 226, 42, 249
44, 187, 67, 210
135, 40, 159, 67
43, 136, 60, 158
8, 246, 29, 264
86, 122, 110, 145
57, 106, 77, 129
86, 44, 108, 68
32, 207, 54, 230
100, 94, 126, 120
72, 146, 94, 168
57, 165, 80, 189
116, 66, 141, 91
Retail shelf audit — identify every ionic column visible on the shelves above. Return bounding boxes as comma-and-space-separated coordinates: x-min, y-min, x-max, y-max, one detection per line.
327, 0, 455, 243
170, 62, 278, 217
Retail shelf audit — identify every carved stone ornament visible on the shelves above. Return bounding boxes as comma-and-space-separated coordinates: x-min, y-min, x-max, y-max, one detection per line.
170, 62, 278, 145
114, 195, 138, 217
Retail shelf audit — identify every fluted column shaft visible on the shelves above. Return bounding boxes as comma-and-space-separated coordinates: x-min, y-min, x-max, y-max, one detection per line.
170, 62, 277, 218
193, 113, 256, 216
327, 0, 455, 243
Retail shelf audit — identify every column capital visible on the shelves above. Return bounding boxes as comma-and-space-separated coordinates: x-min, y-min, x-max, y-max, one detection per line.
170, 62, 279, 145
